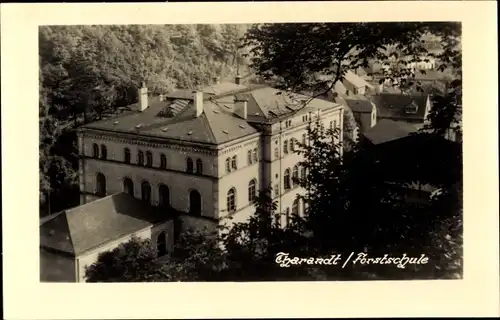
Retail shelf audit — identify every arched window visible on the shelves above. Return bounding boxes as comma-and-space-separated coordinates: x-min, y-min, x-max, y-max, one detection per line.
160, 154, 167, 169
141, 181, 151, 203
96, 173, 106, 197
189, 190, 202, 215
196, 159, 203, 174
292, 165, 299, 187
247, 150, 252, 165
292, 198, 299, 216
158, 184, 170, 208
252, 148, 258, 162
225, 157, 231, 173
100, 145, 107, 160
123, 178, 134, 196
231, 155, 237, 170
138, 151, 144, 166
186, 157, 194, 173
156, 231, 168, 257
124, 148, 131, 164
290, 139, 295, 152
227, 188, 236, 213
248, 179, 257, 203
284, 168, 291, 190
283, 140, 288, 154
146, 151, 153, 167
92, 143, 99, 158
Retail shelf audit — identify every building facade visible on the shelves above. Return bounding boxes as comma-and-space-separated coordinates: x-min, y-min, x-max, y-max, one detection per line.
77, 78, 344, 231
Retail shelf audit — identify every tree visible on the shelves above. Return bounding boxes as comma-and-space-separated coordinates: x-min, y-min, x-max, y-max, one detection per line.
241, 22, 462, 134
39, 25, 250, 215
85, 236, 163, 282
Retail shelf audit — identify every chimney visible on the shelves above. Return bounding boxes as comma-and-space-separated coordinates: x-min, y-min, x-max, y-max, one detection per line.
234, 95, 248, 120
235, 74, 242, 85
192, 91, 204, 118
138, 82, 148, 112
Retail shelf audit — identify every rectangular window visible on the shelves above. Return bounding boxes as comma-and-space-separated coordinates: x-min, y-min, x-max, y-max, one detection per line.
274, 148, 279, 159
252, 148, 258, 162
247, 150, 252, 165
231, 156, 237, 170
273, 184, 279, 197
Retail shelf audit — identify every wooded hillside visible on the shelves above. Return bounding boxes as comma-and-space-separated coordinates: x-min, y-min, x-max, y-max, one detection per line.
39, 24, 250, 214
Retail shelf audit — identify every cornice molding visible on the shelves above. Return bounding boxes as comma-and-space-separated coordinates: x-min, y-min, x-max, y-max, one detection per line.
82, 132, 218, 156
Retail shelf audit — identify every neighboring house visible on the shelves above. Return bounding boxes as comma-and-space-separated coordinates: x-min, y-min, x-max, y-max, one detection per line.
40, 192, 175, 282
370, 93, 432, 125
341, 70, 375, 96
344, 97, 377, 134
76, 76, 344, 232
312, 71, 375, 144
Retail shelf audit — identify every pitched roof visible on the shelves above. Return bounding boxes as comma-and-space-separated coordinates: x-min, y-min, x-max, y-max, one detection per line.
371, 93, 429, 121
40, 193, 167, 256
343, 70, 374, 89
83, 83, 341, 144
248, 86, 339, 120
83, 90, 259, 145
363, 119, 420, 145
344, 97, 374, 113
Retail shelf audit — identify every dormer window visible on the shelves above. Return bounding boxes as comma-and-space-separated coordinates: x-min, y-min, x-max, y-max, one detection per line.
405, 102, 419, 114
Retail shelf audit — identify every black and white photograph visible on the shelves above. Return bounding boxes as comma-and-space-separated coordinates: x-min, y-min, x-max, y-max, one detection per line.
1, 1, 498, 318
38, 22, 464, 283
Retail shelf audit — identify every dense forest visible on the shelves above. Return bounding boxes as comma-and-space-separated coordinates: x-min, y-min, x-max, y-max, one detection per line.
39, 24, 250, 215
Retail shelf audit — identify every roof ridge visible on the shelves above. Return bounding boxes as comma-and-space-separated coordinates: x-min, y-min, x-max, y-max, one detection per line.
64, 192, 123, 215
199, 108, 218, 144
209, 84, 268, 100
64, 213, 76, 255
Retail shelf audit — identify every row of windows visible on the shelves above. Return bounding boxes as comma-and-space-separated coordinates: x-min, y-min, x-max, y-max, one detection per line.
227, 179, 257, 213
226, 148, 259, 174
95, 173, 203, 215
273, 134, 309, 160
91, 144, 204, 174
247, 148, 259, 165
272, 165, 306, 197
94, 173, 258, 215
284, 164, 306, 191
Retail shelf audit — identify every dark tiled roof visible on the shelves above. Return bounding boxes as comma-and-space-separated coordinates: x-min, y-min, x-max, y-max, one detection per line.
83, 83, 341, 145
363, 119, 420, 145
371, 93, 429, 122
344, 98, 373, 113
40, 193, 168, 256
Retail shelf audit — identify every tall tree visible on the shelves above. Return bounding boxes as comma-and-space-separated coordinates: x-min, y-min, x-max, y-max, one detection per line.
241, 22, 462, 134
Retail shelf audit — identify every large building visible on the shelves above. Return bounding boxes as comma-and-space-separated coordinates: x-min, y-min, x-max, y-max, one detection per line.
76, 76, 344, 233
